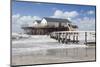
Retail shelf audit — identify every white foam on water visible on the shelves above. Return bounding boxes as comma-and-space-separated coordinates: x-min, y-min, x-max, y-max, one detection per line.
12, 32, 95, 55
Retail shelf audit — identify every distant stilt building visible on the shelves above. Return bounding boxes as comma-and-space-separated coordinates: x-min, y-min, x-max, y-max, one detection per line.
22, 17, 78, 35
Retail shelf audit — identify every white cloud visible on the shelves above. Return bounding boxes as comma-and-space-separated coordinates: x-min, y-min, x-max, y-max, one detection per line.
54, 10, 63, 17
12, 14, 20, 19
12, 14, 20, 24
51, 10, 79, 20
64, 11, 79, 18
73, 17, 95, 31
51, 10, 95, 31
12, 14, 41, 33
33, 16, 41, 20
87, 10, 95, 15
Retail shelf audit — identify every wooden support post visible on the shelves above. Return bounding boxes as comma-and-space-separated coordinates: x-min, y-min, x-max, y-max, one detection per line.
58, 33, 61, 43
65, 33, 68, 44
76, 33, 79, 43
62, 33, 65, 43
85, 32, 88, 57
60, 33, 62, 43
73, 33, 75, 43
85, 32, 87, 45
68, 33, 70, 42
55, 33, 57, 39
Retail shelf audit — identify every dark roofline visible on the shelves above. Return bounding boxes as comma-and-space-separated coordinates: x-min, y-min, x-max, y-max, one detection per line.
35, 20, 41, 21
34, 20, 41, 23
43, 17, 71, 23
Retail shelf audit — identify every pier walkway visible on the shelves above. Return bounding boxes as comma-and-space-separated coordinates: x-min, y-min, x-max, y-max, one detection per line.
50, 31, 96, 45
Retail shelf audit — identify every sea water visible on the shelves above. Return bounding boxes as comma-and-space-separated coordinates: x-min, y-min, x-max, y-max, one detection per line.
12, 32, 95, 65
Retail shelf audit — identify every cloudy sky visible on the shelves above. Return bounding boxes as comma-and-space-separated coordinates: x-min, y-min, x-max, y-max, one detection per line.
12, 0, 96, 33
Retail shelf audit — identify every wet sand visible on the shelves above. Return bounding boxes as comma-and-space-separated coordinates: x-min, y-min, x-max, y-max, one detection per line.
12, 46, 95, 66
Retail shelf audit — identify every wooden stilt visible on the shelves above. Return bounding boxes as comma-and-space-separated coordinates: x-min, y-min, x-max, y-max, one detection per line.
85, 32, 87, 45
73, 33, 75, 43
68, 33, 70, 42
76, 33, 79, 43
61, 33, 65, 43
65, 33, 68, 44
58, 33, 61, 43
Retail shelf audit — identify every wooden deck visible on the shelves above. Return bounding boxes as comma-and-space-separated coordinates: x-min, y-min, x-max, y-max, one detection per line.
22, 27, 69, 35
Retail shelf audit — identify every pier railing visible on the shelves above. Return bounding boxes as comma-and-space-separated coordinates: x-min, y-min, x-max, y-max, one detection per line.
50, 31, 96, 45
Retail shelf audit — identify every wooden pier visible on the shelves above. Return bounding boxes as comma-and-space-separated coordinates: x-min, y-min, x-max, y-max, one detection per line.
50, 31, 95, 45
